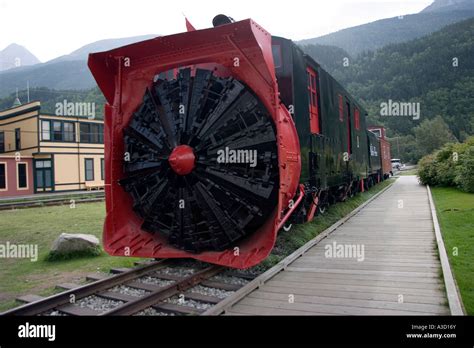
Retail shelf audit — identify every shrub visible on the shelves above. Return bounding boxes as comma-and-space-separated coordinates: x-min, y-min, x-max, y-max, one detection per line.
418, 153, 438, 186
455, 145, 474, 193
418, 137, 474, 192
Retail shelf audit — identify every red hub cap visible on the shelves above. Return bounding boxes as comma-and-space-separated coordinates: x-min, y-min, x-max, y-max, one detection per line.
168, 145, 195, 175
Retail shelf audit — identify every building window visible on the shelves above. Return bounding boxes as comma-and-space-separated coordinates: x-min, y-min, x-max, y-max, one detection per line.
338, 95, 344, 122
355, 108, 360, 130
63, 122, 75, 142
0, 132, 4, 153
15, 128, 21, 150
371, 129, 382, 138
41, 119, 75, 142
85, 158, 94, 181
41, 120, 51, 141
80, 123, 103, 144
53, 121, 62, 141
0, 163, 6, 189
17, 163, 28, 189
101, 158, 105, 181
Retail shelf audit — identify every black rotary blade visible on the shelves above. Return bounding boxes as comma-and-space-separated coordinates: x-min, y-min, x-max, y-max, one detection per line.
120, 68, 280, 252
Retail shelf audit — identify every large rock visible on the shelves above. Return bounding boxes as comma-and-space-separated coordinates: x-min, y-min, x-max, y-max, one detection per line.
51, 233, 100, 255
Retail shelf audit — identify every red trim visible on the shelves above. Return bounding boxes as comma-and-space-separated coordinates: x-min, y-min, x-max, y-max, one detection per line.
306, 192, 319, 222
355, 107, 360, 130
277, 184, 305, 231
338, 94, 344, 122
306, 67, 320, 134
185, 18, 196, 31
346, 103, 352, 155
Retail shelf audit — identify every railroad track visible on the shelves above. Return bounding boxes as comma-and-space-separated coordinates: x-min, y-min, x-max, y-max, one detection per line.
1, 260, 254, 316
0, 194, 105, 211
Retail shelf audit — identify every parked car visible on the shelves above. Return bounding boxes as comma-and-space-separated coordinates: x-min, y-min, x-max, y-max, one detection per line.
391, 159, 402, 170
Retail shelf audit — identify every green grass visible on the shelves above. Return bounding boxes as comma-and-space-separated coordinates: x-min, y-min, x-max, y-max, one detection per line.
399, 168, 418, 176
250, 178, 396, 272
0, 192, 103, 204
0, 202, 140, 312
431, 187, 474, 315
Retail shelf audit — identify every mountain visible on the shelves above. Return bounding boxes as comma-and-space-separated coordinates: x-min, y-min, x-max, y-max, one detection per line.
0, 35, 157, 98
303, 17, 474, 161
50, 34, 156, 62
299, 44, 352, 72
0, 43, 40, 71
299, 0, 474, 56
422, 0, 474, 12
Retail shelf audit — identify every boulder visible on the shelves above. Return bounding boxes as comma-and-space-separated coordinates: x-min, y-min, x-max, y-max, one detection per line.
50, 233, 100, 255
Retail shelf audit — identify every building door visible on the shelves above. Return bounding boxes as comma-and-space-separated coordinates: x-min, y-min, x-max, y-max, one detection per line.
35, 159, 53, 192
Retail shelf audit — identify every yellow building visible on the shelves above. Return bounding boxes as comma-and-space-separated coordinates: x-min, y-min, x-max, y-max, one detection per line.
0, 101, 104, 195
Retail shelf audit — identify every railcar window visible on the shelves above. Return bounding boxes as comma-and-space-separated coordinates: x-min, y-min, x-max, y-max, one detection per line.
272, 45, 282, 68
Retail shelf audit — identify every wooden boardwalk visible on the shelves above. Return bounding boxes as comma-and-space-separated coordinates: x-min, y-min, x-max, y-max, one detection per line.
226, 176, 450, 315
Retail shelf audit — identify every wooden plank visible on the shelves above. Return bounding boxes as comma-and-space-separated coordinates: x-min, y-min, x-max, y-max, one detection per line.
56, 283, 80, 291
200, 280, 241, 292
298, 255, 440, 264
185, 292, 221, 304
152, 303, 203, 315
285, 267, 439, 278
233, 297, 439, 316
109, 268, 131, 274
86, 273, 110, 281
260, 285, 446, 305
290, 261, 440, 272
126, 280, 162, 292
246, 291, 448, 314
17, 294, 45, 304
274, 269, 443, 284
225, 304, 318, 316
264, 280, 445, 297
274, 273, 444, 290
57, 304, 100, 316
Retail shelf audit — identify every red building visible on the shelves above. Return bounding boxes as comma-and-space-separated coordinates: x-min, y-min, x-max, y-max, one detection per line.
0, 156, 34, 197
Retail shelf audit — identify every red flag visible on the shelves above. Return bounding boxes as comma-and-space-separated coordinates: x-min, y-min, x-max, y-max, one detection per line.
185, 17, 196, 32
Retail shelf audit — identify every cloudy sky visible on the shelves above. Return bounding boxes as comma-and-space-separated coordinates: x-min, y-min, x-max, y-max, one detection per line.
0, 0, 433, 62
